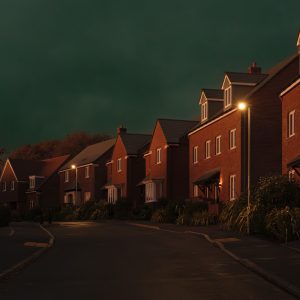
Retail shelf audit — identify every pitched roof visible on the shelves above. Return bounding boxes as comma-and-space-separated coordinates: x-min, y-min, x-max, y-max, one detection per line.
245, 53, 299, 99
9, 155, 70, 181
225, 72, 268, 85
60, 138, 116, 170
120, 134, 151, 155
202, 89, 224, 99
158, 119, 199, 143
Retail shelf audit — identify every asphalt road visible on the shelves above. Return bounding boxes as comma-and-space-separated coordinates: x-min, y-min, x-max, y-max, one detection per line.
0, 222, 296, 300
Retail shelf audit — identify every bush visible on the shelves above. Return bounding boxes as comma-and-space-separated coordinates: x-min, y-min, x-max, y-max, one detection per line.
151, 209, 168, 223
220, 175, 300, 237
53, 207, 75, 221
76, 200, 97, 220
114, 198, 132, 220
265, 207, 300, 242
89, 202, 112, 220
191, 211, 217, 226
176, 212, 191, 225
0, 206, 11, 226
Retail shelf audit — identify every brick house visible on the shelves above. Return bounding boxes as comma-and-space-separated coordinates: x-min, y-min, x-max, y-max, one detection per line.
0, 155, 69, 213
189, 38, 300, 206
105, 127, 151, 206
59, 139, 115, 206
140, 119, 198, 203
281, 77, 300, 179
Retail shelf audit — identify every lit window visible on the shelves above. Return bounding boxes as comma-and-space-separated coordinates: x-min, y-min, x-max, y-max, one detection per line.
29, 177, 35, 189
193, 146, 198, 164
65, 171, 69, 183
145, 182, 156, 202
216, 135, 221, 155
193, 185, 199, 197
156, 148, 162, 164
230, 129, 236, 149
288, 110, 295, 137
288, 169, 295, 182
84, 192, 91, 202
117, 158, 122, 172
201, 102, 208, 121
224, 87, 232, 108
205, 140, 211, 159
11, 181, 15, 191
85, 166, 90, 178
229, 175, 236, 201
2, 182, 6, 192
108, 186, 118, 204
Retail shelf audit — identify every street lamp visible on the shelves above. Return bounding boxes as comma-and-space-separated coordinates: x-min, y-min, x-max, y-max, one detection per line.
238, 101, 251, 235
71, 164, 77, 206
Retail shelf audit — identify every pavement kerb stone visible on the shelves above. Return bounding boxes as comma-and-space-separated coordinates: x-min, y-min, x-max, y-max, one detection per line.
129, 222, 300, 299
0, 223, 55, 281
186, 230, 300, 299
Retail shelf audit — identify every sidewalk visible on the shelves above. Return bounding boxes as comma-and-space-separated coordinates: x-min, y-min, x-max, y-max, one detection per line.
132, 222, 300, 296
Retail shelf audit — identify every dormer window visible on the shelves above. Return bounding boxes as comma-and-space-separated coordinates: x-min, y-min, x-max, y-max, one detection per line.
11, 181, 15, 191
85, 166, 90, 178
201, 102, 208, 122
156, 148, 162, 164
29, 176, 35, 189
224, 86, 232, 108
117, 158, 122, 172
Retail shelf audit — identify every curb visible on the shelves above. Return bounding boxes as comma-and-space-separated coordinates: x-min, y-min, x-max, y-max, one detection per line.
0, 224, 55, 281
185, 230, 300, 299
130, 223, 300, 299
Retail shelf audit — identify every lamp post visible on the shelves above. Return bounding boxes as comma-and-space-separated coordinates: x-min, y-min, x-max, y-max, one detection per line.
71, 164, 77, 206
238, 102, 251, 235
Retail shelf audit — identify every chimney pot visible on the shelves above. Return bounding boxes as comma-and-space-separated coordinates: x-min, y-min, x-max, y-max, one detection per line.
117, 126, 127, 134
248, 62, 261, 74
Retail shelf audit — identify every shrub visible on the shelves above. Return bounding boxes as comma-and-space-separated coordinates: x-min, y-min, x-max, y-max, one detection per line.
113, 198, 132, 220
0, 206, 11, 227
265, 207, 300, 242
89, 202, 112, 220
130, 204, 152, 221
52, 207, 75, 221
191, 211, 217, 226
176, 212, 191, 225
76, 200, 97, 220
151, 209, 168, 223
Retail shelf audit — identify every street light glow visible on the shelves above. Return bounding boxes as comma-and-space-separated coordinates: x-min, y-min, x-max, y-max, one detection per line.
71, 164, 76, 169
238, 102, 247, 111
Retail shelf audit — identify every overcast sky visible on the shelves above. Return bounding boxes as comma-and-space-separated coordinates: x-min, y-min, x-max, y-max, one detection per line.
0, 0, 299, 151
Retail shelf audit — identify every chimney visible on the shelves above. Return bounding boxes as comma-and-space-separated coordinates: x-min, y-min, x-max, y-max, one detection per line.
117, 125, 127, 135
248, 62, 261, 74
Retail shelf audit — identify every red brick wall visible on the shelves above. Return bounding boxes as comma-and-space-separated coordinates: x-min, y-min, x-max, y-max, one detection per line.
145, 123, 168, 198
282, 81, 300, 176
250, 56, 299, 183
189, 110, 243, 202
0, 161, 26, 211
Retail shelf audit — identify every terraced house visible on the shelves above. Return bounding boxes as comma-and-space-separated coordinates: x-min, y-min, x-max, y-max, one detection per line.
189, 36, 300, 209
0, 155, 69, 213
104, 127, 151, 207
59, 139, 115, 206
140, 119, 197, 203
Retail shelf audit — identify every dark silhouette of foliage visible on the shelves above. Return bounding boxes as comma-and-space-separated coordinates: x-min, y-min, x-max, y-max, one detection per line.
9, 131, 111, 160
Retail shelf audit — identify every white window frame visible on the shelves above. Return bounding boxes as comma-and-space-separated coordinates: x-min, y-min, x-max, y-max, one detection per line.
29, 176, 35, 189
193, 185, 199, 197
2, 181, 6, 192
288, 169, 295, 182
85, 166, 90, 178
11, 181, 15, 191
193, 146, 198, 164
224, 86, 232, 108
215, 135, 221, 155
230, 129, 236, 149
156, 148, 162, 164
145, 182, 156, 202
108, 186, 118, 204
229, 174, 236, 201
205, 140, 211, 159
201, 102, 208, 122
65, 170, 69, 183
117, 158, 122, 172
288, 110, 295, 137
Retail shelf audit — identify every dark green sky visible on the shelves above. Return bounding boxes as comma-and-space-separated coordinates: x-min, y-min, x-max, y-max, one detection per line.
0, 0, 299, 151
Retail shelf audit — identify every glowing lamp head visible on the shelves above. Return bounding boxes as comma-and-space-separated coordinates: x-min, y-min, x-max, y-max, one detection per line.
238, 102, 247, 111
71, 164, 76, 169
